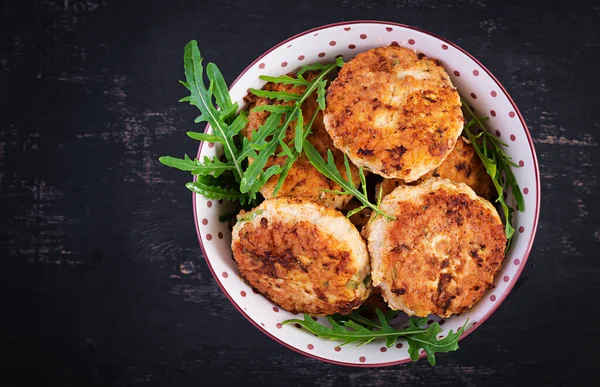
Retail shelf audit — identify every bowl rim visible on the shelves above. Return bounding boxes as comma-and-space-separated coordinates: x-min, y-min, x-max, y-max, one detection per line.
192, 20, 541, 367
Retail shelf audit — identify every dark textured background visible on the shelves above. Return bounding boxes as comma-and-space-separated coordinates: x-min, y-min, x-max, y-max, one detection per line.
1, 0, 599, 386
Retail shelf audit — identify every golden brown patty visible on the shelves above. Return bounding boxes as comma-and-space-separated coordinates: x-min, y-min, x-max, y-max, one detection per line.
243, 72, 360, 209
378, 137, 495, 199
231, 198, 371, 316
324, 45, 464, 181
364, 179, 506, 317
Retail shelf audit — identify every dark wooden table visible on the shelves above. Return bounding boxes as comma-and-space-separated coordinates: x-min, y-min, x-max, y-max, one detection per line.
1, 0, 598, 385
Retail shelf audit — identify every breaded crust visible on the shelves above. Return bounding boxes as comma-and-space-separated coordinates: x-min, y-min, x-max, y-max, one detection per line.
231, 198, 371, 315
324, 45, 464, 181
364, 179, 507, 317
243, 72, 360, 209
378, 137, 495, 199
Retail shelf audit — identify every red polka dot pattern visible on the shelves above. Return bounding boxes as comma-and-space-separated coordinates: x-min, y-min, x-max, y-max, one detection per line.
391, 41, 399, 46
207, 142, 214, 148
294, 323, 302, 329
311, 316, 318, 321
195, 24, 535, 366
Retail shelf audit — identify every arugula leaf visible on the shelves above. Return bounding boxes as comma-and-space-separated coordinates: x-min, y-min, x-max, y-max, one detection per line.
284, 308, 467, 365
460, 97, 524, 244
405, 318, 468, 366
302, 140, 395, 220
179, 40, 245, 181
160, 41, 344, 207
186, 175, 252, 204
240, 62, 342, 196
316, 79, 327, 110
258, 74, 311, 86
159, 155, 236, 177
249, 88, 302, 102
186, 132, 222, 143
206, 62, 235, 121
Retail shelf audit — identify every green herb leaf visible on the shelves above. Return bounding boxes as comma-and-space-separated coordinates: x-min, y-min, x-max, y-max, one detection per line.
186, 131, 222, 143
302, 140, 395, 220
249, 88, 302, 102
316, 79, 327, 110
241, 62, 341, 196
461, 97, 524, 245
206, 62, 234, 121
405, 318, 468, 366
259, 74, 311, 86
179, 40, 245, 181
283, 308, 467, 365
186, 175, 252, 204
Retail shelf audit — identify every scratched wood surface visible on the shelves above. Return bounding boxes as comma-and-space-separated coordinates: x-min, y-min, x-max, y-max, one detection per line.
1, 0, 599, 386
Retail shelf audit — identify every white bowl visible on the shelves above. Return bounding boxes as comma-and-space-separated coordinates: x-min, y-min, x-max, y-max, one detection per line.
192, 21, 540, 367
